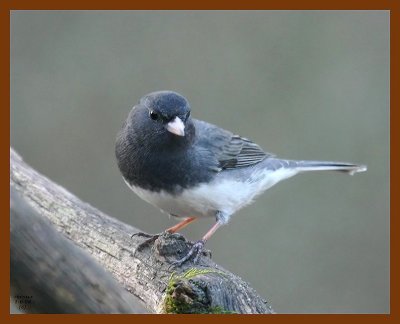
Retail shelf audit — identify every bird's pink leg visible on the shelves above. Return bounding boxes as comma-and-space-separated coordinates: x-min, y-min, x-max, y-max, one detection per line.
173, 220, 223, 265
166, 217, 197, 233
201, 221, 222, 241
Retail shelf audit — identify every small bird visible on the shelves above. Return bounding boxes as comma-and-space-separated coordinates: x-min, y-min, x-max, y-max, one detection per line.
115, 91, 366, 265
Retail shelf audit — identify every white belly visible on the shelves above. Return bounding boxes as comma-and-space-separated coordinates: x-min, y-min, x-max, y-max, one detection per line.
124, 167, 297, 221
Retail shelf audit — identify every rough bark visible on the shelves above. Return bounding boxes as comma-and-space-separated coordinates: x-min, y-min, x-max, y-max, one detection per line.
10, 147, 275, 314
10, 187, 148, 314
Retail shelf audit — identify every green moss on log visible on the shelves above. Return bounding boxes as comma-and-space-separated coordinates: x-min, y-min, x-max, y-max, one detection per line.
162, 268, 235, 314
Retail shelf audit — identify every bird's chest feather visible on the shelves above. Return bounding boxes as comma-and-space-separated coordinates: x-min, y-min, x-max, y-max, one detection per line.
124, 179, 216, 218
128, 151, 210, 192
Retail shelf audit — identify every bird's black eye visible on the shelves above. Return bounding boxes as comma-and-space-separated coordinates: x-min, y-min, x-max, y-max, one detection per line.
149, 111, 159, 121
185, 111, 191, 121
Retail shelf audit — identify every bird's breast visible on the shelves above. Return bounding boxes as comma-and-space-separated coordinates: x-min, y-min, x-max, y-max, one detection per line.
124, 178, 216, 218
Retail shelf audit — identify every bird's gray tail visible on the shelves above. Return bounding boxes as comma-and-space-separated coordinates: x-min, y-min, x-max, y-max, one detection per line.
291, 160, 367, 175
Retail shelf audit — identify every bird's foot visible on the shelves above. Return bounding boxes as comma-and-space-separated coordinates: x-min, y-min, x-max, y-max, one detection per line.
172, 239, 206, 266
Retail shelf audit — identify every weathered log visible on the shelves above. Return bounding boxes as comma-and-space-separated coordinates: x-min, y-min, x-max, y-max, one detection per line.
10, 148, 275, 314
10, 187, 148, 314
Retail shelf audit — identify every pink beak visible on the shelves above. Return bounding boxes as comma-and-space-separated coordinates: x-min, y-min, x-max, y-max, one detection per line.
166, 117, 185, 136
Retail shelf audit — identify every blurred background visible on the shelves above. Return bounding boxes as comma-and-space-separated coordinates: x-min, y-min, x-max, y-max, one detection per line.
10, 11, 389, 313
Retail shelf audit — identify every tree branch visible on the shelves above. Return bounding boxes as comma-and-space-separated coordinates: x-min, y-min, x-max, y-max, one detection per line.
10, 187, 148, 314
10, 147, 275, 314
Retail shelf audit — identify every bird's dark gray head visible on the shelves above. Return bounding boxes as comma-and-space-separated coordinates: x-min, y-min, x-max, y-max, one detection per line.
115, 91, 213, 192
140, 91, 191, 126
121, 91, 195, 152
137, 91, 194, 141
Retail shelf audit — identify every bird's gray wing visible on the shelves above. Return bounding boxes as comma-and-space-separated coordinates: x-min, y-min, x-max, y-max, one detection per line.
193, 119, 275, 171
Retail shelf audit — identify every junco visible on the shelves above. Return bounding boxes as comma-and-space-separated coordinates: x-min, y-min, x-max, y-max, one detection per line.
115, 90, 367, 265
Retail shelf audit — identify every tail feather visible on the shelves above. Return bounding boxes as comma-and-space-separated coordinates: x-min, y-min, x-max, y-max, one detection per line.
293, 160, 367, 175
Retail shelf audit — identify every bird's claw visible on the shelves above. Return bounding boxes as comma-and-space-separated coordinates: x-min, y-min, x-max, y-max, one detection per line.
172, 239, 206, 266
132, 232, 208, 266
